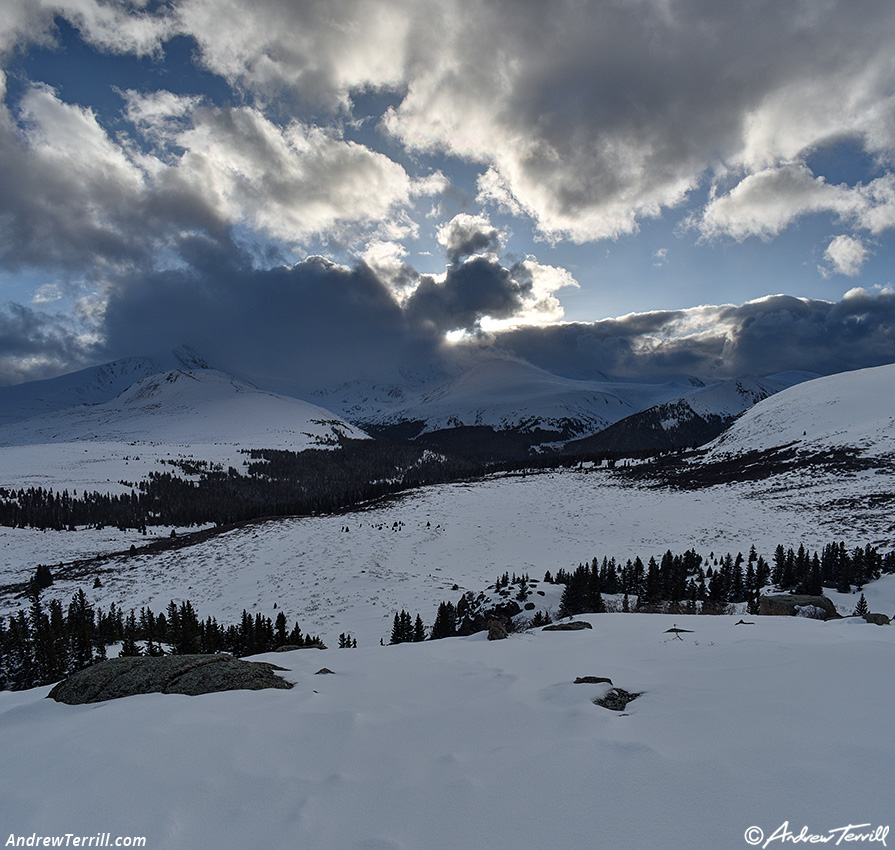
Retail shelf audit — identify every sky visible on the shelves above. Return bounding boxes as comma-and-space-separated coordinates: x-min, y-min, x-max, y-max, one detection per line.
1, 0, 895, 390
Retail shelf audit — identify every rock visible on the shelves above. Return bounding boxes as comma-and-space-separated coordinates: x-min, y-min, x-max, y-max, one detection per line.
274, 644, 323, 651
487, 620, 508, 640
574, 676, 613, 685
315, 667, 335, 675
594, 688, 641, 711
759, 594, 839, 619
542, 621, 593, 631
47, 654, 293, 705
863, 612, 891, 626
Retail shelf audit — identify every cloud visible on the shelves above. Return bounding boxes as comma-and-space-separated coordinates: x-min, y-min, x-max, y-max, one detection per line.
170, 104, 414, 247
6, 0, 895, 256
0, 301, 99, 384
436, 213, 504, 263
495, 292, 895, 380
698, 166, 895, 241
822, 235, 869, 277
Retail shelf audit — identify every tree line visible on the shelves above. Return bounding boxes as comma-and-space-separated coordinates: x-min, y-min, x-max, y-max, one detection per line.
388, 539, 895, 644
0, 589, 324, 692
0, 440, 480, 532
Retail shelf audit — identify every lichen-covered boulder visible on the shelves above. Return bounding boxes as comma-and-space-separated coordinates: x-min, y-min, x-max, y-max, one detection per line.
863, 612, 891, 626
47, 654, 293, 704
759, 594, 838, 619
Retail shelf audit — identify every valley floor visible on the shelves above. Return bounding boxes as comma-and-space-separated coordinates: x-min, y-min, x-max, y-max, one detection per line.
2, 464, 893, 649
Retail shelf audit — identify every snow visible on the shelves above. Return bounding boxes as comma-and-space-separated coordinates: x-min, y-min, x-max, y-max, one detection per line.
707, 363, 895, 458
1, 357, 894, 849
1, 613, 893, 850
317, 355, 814, 438
0, 369, 368, 493
0, 345, 211, 427
3, 461, 891, 650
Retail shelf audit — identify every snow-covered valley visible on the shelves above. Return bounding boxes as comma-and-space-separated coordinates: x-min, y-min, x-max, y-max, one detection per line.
1, 361, 894, 850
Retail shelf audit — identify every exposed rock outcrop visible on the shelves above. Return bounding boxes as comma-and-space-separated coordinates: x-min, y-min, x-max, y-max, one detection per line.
47, 654, 293, 704
759, 594, 838, 619
542, 620, 593, 631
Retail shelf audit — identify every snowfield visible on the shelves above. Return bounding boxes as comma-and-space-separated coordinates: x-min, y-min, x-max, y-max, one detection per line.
706, 363, 895, 459
2, 463, 893, 650
1, 613, 893, 850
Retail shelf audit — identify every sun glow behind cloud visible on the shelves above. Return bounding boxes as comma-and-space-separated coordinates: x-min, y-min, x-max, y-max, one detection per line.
0, 0, 894, 385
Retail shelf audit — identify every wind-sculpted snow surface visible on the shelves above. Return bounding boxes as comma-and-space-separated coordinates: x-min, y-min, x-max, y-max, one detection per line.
1, 614, 893, 850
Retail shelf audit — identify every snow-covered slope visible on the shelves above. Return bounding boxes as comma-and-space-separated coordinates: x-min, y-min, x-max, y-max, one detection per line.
705, 363, 895, 459
2, 613, 893, 850
0, 368, 368, 493
563, 374, 811, 454
0, 345, 211, 426
0, 368, 366, 448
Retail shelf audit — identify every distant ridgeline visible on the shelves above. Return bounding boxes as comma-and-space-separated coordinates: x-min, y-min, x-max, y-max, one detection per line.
0, 440, 481, 530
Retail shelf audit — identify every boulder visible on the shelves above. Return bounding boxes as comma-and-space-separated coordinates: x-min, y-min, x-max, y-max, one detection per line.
542, 620, 593, 631
863, 612, 891, 626
759, 594, 838, 619
574, 676, 613, 685
487, 620, 508, 640
594, 688, 641, 711
47, 654, 293, 705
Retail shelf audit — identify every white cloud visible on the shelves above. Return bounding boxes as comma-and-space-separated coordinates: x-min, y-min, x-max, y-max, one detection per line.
697, 164, 859, 241
176, 0, 419, 108
823, 235, 869, 277
436, 213, 505, 262
698, 166, 895, 242
172, 106, 413, 246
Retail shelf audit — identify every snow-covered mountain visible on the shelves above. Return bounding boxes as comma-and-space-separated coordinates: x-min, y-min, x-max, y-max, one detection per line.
0, 345, 212, 427
314, 354, 814, 459
564, 374, 806, 455
0, 367, 368, 494
316, 355, 817, 459
319, 357, 705, 437
704, 363, 895, 461
0, 368, 366, 448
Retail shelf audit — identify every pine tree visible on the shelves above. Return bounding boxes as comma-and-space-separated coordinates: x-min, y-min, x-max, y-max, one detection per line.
430, 601, 457, 640
120, 611, 143, 657
412, 614, 426, 642
853, 593, 869, 617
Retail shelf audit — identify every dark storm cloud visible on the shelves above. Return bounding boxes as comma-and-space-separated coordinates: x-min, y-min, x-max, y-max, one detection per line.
404, 257, 530, 334
99, 253, 434, 393
495, 292, 895, 380
0, 302, 96, 384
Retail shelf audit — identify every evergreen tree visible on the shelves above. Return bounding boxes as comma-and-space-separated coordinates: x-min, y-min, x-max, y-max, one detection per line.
430, 601, 457, 640
853, 593, 869, 617
120, 611, 143, 657
412, 614, 426, 642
